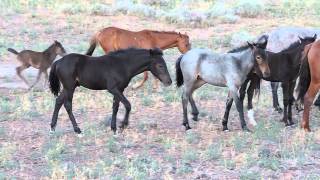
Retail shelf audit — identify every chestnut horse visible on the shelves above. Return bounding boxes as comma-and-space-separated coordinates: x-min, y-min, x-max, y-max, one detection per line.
297, 40, 320, 131
86, 27, 191, 88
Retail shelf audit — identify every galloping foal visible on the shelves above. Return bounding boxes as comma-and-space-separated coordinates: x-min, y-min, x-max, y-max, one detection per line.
176, 42, 270, 132
7, 41, 66, 89
49, 48, 172, 134
85, 27, 191, 89
297, 40, 320, 132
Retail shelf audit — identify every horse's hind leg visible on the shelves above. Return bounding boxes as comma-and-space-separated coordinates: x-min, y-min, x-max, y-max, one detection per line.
287, 81, 296, 126
271, 82, 282, 113
222, 94, 233, 131
133, 71, 148, 89
50, 90, 65, 132
182, 85, 192, 130
16, 64, 30, 87
110, 96, 120, 133
189, 79, 205, 121
302, 83, 320, 132
281, 82, 290, 126
43, 69, 49, 89
63, 88, 81, 134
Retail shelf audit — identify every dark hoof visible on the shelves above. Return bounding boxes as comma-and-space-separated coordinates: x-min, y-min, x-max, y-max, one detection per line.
120, 122, 128, 129
223, 126, 229, 132
275, 107, 283, 113
74, 127, 82, 134
183, 123, 191, 130
111, 127, 117, 134
192, 116, 199, 122
288, 121, 295, 126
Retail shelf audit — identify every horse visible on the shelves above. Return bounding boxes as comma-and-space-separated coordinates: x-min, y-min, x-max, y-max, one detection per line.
297, 40, 320, 131
7, 40, 66, 89
49, 48, 172, 134
175, 42, 270, 132
85, 27, 191, 89
223, 35, 317, 130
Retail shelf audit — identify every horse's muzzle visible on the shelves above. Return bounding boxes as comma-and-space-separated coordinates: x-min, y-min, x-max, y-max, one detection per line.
263, 71, 271, 78
163, 79, 172, 87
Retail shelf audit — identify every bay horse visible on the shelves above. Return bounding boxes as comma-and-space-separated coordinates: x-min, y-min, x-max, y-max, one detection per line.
223, 35, 316, 130
49, 48, 172, 134
7, 41, 66, 89
85, 27, 191, 89
176, 42, 270, 132
297, 40, 320, 131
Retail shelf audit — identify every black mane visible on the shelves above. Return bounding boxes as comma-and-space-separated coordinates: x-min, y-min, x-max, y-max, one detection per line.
228, 44, 251, 53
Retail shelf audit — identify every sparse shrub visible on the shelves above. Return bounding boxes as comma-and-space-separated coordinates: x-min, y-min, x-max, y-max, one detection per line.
127, 4, 158, 18
233, 0, 265, 18
240, 170, 260, 180
106, 136, 120, 153
112, 0, 134, 15
90, 3, 113, 16
205, 143, 222, 160
165, 9, 209, 28
59, 3, 89, 14
141, 0, 170, 7
182, 148, 198, 163
0, 143, 18, 169
257, 156, 280, 171
185, 131, 201, 144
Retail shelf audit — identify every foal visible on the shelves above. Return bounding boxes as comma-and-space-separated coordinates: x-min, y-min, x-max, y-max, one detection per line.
49, 48, 172, 134
8, 40, 66, 89
176, 42, 270, 131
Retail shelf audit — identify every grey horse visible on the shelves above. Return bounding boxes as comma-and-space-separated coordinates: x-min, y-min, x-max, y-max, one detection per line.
176, 42, 270, 131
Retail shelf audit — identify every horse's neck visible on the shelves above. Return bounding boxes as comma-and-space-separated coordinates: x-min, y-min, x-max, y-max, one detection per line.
128, 55, 151, 76
151, 32, 178, 49
43, 45, 58, 62
236, 49, 255, 72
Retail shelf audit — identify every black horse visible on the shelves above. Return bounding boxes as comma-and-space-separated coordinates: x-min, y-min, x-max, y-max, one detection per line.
49, 48, 172, 134
222, 35, 317, 130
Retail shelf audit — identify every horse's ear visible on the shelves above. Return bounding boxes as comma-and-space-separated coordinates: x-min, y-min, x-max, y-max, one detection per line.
298, 36, 303, 42
313, 34, 317, 39
179, 32, 182, 37
54, 40, 58, 44
247, 41, 255, 49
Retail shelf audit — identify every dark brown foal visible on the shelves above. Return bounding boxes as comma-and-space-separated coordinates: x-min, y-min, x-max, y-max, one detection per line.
8, 40, 66, 89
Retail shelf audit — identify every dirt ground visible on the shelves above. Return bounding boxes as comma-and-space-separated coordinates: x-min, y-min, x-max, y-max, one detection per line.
1, 10, 320, 180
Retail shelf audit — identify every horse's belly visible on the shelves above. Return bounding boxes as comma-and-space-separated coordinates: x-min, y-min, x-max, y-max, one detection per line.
78, 77, 107, 90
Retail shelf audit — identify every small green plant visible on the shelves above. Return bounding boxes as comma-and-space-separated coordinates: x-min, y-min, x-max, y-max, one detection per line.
106, 136, 120, 153
233, 0, 265, 18
185, 131, 201, 144
205, 143, 222, 160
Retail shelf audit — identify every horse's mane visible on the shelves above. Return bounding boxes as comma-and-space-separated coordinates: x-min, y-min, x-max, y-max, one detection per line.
228, 44, 251, 53
281, 40, 302, 52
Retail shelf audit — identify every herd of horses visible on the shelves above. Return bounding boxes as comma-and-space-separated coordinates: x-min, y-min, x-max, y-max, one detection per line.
6, 27, 320, 135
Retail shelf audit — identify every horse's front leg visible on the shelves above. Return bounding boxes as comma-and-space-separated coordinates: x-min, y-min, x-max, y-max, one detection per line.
230, 88, 250, 132
271, 82, 283, 113
287, 81, 296, 126
281, 82, 290, 126
111, 96, 120, 133
110, 88, 131, 131
302, 84, 319, 132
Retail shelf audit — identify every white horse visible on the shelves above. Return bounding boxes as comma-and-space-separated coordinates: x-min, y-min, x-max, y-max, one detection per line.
176, 42, 270, 131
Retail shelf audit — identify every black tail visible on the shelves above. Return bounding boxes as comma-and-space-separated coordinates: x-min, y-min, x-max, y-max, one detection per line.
297, 57, 311, 102
85, 35, 97, 56
176, 55, 184, 87
7, 48, 19, 55
49, 62, 61, 96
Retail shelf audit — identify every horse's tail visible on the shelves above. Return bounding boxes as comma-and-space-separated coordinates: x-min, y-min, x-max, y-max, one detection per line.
86, 34, 98, 56
7, 48, 19, 55
176, 55, 184, 87
49, 62, 61, 97
297, 57, 311, 103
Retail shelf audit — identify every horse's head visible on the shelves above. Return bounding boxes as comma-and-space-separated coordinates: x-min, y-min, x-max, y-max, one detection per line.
248, 42, 270, 78
53, 40, 67, 56
177, 33, 191, 54
149, 48, 172, 87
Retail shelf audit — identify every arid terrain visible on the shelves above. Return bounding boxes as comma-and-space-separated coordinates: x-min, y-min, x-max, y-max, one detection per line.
0, 1, 320, 179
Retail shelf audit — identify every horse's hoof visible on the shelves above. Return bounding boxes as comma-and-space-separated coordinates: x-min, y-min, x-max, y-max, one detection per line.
223, 127, 229, 132
49, 128, 55, 135
74, 127, 82, 134
192, 116, 199, 122
275, 107, 283, 113
77, 133, 84, 138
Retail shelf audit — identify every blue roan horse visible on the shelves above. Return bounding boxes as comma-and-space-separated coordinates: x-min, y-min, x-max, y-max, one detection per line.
176, 42, 270, 131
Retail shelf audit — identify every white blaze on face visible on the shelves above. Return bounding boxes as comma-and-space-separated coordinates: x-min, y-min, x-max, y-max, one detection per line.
248, 109, 257, 126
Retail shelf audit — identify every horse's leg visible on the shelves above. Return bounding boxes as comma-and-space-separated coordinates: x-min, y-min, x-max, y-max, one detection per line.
287, 81, 296, 126
29, 70, 42, 89
110, 89, 131, 130
63, 88, 81, 134
189, 79, 205, 122
230, 89, 249, 132
182, 85, 192, 130
110, 96, 120, 133
281, 82, 289, 126
246, 79, 257, 126
16, 64, 30, 87
302, 83, 320, 132
43, 69, 49, 89
133, 71, 148, 89
271, 82, 282, 113
50, 90, 65, 132
222, 93, 233, 131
